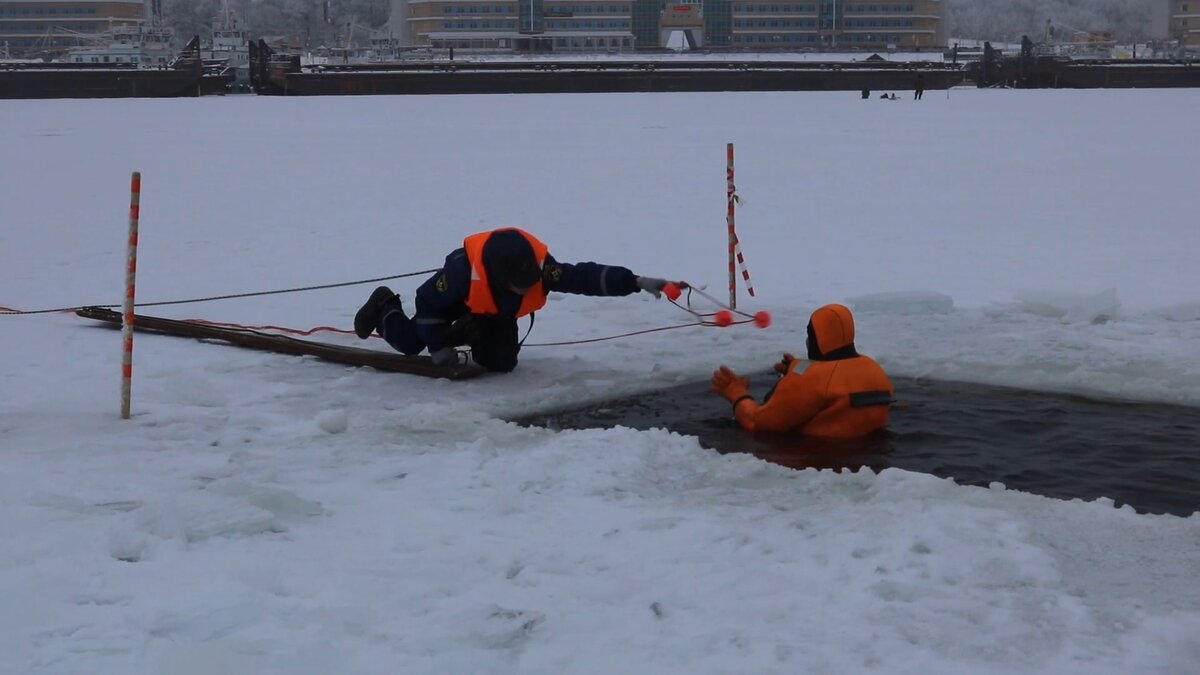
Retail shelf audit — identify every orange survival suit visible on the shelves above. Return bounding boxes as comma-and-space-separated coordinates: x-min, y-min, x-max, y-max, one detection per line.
711, 304, 893, 437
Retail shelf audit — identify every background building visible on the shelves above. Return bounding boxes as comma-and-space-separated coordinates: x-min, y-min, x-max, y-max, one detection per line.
1170, 0, 1197, 46
393, 0, 943, 53
388, 0, 408, 43
401, 0, 634, 52
0, 0, 150, 56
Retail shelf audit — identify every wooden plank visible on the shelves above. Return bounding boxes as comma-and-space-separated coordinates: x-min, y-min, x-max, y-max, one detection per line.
76, 306, 481, 380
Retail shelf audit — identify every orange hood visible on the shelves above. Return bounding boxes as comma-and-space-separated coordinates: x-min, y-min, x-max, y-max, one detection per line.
807, 303, 856, 359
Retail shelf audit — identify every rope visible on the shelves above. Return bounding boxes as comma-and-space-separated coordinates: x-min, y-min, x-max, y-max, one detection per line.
183, 318, 359, 337
192, 310, 744, 349
671, 284, 758, 320
0, 269, 439, 316
178, 280, 757, 348
525, 321, 702, 347
523, 281, 760, 347
168, 320, 366, 350
10, 272, 763, 350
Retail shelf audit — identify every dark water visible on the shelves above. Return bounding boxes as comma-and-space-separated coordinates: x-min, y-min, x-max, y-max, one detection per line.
513, 375, 1200, 516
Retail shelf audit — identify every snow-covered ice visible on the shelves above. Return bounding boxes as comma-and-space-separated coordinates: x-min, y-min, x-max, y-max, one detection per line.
2, 88, 1199, 674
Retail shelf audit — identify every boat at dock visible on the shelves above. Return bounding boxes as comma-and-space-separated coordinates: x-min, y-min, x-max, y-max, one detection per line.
201, 4, 252, 93
248, 39, 968, 96
0, 35, 207, 99
971, 37, 1200, 89
62, 23, 176, 68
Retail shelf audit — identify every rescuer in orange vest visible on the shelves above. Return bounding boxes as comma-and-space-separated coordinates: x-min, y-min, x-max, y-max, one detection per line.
354, 227, 677, 372
710, 303, 894, 437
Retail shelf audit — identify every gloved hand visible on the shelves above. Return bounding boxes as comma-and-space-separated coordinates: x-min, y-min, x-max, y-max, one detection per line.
430, 347, 460, 367
773, 352, 797, 376
710, 366, 752, 406
444, 314, 482, 347
635, 276, 676, 299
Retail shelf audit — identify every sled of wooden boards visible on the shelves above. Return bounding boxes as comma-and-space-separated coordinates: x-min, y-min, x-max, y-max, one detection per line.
76, 306, 481, 380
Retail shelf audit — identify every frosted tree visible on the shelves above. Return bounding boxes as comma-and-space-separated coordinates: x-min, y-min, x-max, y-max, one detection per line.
945, 0, 1155, 44
163, 0, 392, 48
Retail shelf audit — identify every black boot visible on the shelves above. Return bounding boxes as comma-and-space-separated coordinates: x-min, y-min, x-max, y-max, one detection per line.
354, 286, 400, 339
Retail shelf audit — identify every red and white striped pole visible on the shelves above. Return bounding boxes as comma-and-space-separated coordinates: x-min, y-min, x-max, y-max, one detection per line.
734, 237, 755, 299
120, 172, 140, 419
726, 143, 755, 307
726, 143, 736, 310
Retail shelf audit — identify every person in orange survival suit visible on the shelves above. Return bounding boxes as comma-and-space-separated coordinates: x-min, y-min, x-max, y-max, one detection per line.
709, 303, 894, 436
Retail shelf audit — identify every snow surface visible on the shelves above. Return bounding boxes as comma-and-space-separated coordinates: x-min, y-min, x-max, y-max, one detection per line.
1, 88, 1199, 674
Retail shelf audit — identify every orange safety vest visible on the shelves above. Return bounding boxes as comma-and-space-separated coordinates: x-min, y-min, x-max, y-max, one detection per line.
733, 304, 894, 437
462, 228, 549, 318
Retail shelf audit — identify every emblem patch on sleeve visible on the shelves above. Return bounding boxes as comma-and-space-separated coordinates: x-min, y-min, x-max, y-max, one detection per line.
544, 264, 563, 283
435, 274, 448, 293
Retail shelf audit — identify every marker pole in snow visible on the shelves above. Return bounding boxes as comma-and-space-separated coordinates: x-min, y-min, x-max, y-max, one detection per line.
725, 143, 755, 308
727, 143, 736, 310
121, 172, 140, 420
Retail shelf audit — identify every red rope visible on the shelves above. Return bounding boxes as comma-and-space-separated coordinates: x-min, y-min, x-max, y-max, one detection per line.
198, 278, 765, 346
526, 279, 761, 346
27, 276, 765, 349
172, 280, 753, 344
524, 322, 703, 347
180, 317, 751, 347
668, 283, 758, 320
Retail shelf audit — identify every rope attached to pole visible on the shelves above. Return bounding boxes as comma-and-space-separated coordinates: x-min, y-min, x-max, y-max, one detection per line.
0, 269, 440, 316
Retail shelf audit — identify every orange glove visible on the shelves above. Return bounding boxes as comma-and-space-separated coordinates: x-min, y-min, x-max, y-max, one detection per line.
773, 352, 797, 376
710, 366, 753, 408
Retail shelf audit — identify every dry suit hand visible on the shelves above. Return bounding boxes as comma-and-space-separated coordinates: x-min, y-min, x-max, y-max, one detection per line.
773, 352, 797, 376
430, 347, 459, 367
709, 366, 751, 404
635, 276, 673, 298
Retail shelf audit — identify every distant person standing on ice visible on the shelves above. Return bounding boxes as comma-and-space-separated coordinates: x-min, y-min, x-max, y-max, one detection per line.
353, 227, 678, 372
709, 304, 894, 436
914, 73, 926, 100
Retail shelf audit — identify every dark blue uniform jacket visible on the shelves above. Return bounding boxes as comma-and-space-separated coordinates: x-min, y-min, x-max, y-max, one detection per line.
414, 248, 640, 352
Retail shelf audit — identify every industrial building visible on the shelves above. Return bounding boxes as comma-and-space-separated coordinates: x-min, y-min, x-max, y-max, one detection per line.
1170, 0, 1198, 46
0, 0, 156, 56
388, 0, 944, 53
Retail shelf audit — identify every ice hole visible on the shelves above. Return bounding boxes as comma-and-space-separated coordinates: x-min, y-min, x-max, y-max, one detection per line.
515, 375, 1200, 516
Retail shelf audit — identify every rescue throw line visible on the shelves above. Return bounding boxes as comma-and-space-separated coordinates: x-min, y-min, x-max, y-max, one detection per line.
0, 269, 440, 316
180, 281, 771, 348
6, 283, 770, 349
